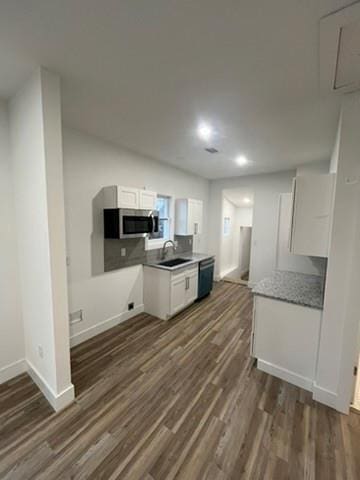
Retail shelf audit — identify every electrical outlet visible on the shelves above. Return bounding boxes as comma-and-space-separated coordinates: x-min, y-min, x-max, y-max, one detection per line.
128, 302, 134, 311
121, 248, 126, 257
38, 345, 44, 359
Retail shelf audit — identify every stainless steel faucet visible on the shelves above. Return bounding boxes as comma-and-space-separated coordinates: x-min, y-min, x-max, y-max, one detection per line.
161, 240, 177, 259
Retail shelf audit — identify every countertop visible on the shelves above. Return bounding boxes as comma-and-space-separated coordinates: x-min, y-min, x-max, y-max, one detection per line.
144, 253, 214, 271
252, 270, 324, 310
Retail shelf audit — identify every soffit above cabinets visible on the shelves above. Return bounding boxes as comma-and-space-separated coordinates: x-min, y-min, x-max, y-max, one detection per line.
320, 3, 360, 94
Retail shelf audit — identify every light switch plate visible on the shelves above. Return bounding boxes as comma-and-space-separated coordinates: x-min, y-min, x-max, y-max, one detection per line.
121, 248, 126, 257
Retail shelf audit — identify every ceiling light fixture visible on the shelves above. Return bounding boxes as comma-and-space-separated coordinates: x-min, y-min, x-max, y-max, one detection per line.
243, 197, 251, 204
197, 123, 213, 141
235, 155, 248, 166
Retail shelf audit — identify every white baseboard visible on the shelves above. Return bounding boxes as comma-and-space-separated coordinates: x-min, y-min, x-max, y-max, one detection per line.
312, 383, 341, 411
0, 359, 27, 384
70, 304, 145, 348
219, 265, 239, 279
27, 360, 75, 412
257, 359, 314, 392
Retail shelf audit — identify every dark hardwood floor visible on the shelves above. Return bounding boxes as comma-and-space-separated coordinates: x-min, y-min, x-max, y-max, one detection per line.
1, 282, 360, 479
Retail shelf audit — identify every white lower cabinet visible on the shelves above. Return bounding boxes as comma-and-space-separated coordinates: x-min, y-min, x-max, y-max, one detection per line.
144, 264, 198, 320
170, 275, 187, 316
252, 295, 322, 392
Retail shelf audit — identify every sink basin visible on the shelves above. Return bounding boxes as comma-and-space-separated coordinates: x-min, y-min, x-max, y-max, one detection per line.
158, 258, 192, 267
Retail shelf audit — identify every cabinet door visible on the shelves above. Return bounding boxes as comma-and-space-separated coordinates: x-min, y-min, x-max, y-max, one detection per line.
290, 174, 335, 257
139, 190, 157, 210
117, 187, 139, 209
187, 199, 196, 234
187, 199, 203, 235
185, 268, 199, 305
170, 276, 186, 315
194, 200, 203, 235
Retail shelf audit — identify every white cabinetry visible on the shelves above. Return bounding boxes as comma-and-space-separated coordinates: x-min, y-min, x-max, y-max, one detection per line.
139, 190, 157, 210
289, 174, 335, 257
175, 198, 203, 251
144, 264, 199, 320
252, 295, 322, 391
103, 185, 157, 210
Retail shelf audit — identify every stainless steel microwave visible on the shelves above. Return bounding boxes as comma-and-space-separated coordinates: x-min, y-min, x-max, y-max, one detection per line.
104, 208, 159, 239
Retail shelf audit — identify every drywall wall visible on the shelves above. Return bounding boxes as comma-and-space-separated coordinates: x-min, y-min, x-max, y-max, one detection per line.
9, 68, 73, 410
209, 171, 296, 284
0, 100, 25, 383
237, 207, 253, 227
62, 128, 210, 346
238, 227, 252, 275
330, 114, 341, 174
296, 159, 330, 175
314, 93, 360, 413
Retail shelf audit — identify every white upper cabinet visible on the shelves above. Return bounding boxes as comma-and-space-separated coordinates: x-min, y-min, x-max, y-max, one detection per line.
175, 198, 203, 236
117, 186, 139, 209
103, 186, 157, 210
139, 190, 157, 210
289, 174, 336, 257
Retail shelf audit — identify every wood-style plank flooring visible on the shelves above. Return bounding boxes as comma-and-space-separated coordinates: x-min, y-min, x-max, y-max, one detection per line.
1, 282, 360, 479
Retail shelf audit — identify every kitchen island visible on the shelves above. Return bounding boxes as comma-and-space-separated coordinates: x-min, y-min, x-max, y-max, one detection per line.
251, 270, 324, 391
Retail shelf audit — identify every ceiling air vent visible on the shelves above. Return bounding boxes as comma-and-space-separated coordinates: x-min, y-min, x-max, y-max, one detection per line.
205, 147, 219, 154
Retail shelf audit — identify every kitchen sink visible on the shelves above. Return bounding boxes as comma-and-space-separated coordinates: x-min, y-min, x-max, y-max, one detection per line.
158, 258, 192, 267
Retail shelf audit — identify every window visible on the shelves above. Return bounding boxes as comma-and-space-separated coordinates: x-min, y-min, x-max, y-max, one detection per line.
147, 195, 172, 247
155, 195, 170, 240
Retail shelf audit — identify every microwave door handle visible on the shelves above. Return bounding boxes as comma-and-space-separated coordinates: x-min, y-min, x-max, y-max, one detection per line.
151, 215, 155, 233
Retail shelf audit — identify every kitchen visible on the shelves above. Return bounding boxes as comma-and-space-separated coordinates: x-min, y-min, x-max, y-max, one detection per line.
1, 1, 360, 478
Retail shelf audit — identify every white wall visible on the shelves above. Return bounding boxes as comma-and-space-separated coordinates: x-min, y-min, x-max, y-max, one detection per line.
0, 101, 25, 383
314, 93, 360, 413
62, 128, 210, 346
238, 227, 252, 275
9, 68, 73, 410
209, 171, 295, 284
296, 159, 330, 175
237, 207, 253, 227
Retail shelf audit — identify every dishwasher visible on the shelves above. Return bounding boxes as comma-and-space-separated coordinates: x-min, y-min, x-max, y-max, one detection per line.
197, 257, 215, 300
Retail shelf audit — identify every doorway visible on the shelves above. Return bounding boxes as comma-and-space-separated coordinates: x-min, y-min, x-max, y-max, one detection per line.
219, 189, 254, 286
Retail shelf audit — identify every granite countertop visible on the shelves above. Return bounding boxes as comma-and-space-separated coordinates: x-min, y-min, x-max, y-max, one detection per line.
252, 270, 324, 310
144, 253, 214, 271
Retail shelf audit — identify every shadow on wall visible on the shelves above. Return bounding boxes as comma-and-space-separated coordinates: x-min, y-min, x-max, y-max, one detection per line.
91, 189, 105, 276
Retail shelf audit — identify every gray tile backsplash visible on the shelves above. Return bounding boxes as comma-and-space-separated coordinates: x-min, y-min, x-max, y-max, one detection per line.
104, 236, 193, 272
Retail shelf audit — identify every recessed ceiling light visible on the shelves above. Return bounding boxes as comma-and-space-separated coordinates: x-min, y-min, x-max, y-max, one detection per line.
197, 123, 213, 141
243, 197, 251, 204
236, 155, 248, 166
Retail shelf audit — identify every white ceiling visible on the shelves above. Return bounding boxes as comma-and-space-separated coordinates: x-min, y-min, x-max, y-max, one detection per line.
224, 189, 254, 208
0, 0, 352, 179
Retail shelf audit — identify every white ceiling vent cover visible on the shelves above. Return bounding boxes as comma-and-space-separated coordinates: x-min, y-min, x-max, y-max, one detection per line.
320, 3, 360, 94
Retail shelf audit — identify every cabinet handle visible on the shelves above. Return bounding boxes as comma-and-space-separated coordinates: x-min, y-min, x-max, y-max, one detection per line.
185, 277, 189, 290
194, 223, 198, 235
